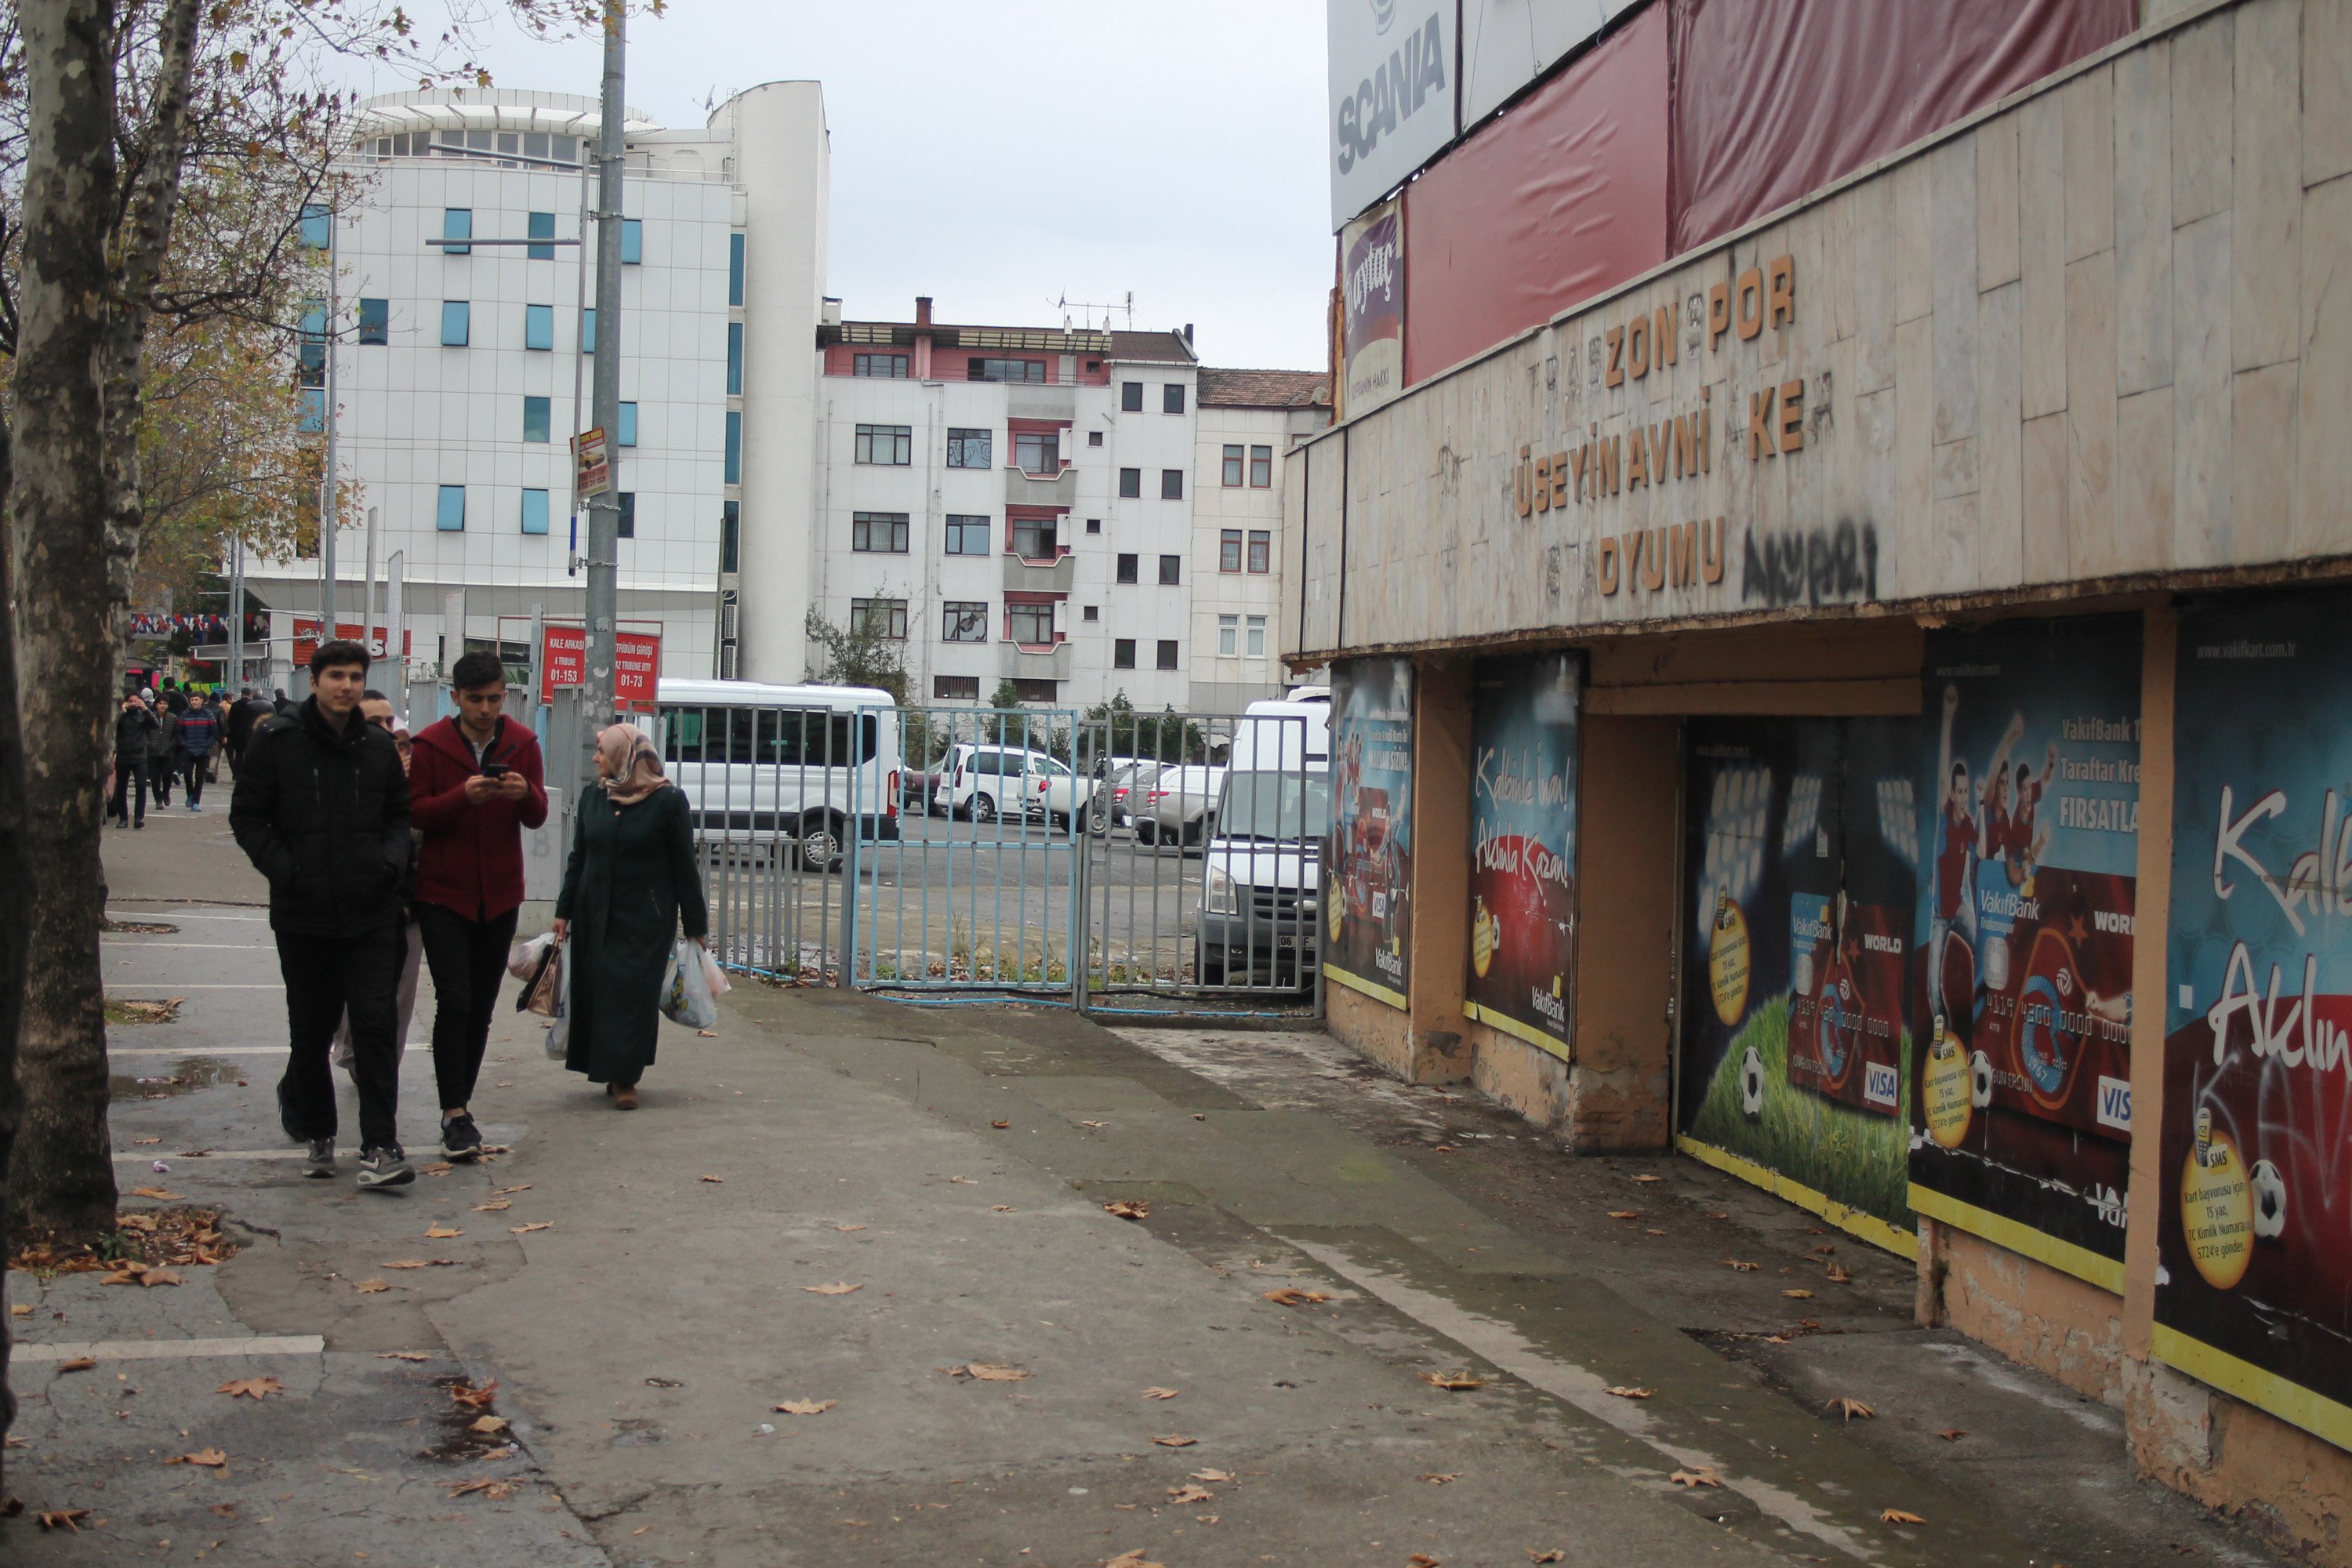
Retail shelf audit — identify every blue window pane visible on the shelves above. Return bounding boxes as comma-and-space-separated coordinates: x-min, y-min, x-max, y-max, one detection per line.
620, 218, 642, 265
299, 388, 325, 433
524, 303, 553, 350
581, 308, 595, 353
441, 208, 471, 256
617, 492, 636, 539
523, 396, 551, 444
728, 233, 745, 306
358, 298, 388, 345
726, 322, 742, 396
527, 210, 556, 261
440, 300, 470, 347
299, 298, 326, 337
299, 203, 331, 251
618, 402, 638, 447
521, 488, 550, 535
436, 485, 466, 532
724, 410, 741, 485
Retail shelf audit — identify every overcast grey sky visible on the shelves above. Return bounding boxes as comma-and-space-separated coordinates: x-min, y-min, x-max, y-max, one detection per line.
355, 2, 1334, 370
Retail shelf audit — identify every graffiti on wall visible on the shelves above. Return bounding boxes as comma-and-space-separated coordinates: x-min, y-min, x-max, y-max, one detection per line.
1742, 519, 1880, 609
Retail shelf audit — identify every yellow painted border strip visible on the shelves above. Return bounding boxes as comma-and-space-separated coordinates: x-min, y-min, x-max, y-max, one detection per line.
1324, 964, 1408, 1011
1907, 1185, 2125, 1295
1675, 1134, 1919, 1260
2151, 1323, 2352, 1454
1462, 1000, 1572, 1062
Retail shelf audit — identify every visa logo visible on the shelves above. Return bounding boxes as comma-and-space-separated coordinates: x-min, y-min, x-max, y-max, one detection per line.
1864, 1061, 1900, 1108
2096, 1075, 2132, 1132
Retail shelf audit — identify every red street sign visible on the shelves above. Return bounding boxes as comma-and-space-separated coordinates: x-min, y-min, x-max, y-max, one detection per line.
540, 625, 660, 708
572, 426, 610, 499
292, 618, 412, 666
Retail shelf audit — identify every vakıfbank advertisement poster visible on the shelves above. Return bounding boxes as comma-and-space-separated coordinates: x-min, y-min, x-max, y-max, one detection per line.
1328, 658, 1415, 1008
2159, 592, 2352, 1450
1908, 618, 2142, 1293
1465, 653, 1581, 1057
1677, 717, 1918, 1249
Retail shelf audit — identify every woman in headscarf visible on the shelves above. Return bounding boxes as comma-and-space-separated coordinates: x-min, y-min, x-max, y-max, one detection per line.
551, 722, 709, 1108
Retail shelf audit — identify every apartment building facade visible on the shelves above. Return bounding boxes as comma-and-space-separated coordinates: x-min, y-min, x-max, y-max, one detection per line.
1192, 369, 1332, 712
249, 83, 828, 685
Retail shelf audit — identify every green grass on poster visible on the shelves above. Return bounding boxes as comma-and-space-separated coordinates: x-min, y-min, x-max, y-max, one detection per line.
1685, 994, 1912, 1229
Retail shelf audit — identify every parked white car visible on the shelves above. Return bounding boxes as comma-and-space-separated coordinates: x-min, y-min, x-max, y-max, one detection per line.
1134, 764, 1225, 851
934, 744, 1094, 828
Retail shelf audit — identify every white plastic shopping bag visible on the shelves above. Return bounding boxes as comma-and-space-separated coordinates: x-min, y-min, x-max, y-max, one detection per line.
658, 938, 721, 1030
507, 931, 556, 981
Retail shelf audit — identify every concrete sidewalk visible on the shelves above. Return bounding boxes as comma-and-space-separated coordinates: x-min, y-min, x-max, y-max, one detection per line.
0, 821, 2292, 1566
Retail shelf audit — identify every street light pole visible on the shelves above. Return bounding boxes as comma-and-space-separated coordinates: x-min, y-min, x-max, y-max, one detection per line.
583, 0, 626, 782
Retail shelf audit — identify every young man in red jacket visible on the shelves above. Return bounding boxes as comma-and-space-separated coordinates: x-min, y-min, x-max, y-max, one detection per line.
408, 652, 550, 1160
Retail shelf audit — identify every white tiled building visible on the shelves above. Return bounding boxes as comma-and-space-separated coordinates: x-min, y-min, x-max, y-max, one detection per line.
248, 84, 828, 685
1191, 369, 1333, 712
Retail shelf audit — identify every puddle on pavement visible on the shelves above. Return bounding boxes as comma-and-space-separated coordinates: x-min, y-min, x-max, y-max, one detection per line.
109, 1056, 243, 1101
419, 1376, 521, 1462
609, 1417, 666, 1446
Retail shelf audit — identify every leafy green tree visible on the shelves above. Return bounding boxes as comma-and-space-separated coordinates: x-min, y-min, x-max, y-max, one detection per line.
803, 606, 909, 703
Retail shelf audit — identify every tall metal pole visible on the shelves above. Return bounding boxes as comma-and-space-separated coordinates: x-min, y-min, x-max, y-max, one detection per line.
363, 504, 379, 659
583, 0, 626, 792
319, 207, 340, 633
227, 537, 244, 689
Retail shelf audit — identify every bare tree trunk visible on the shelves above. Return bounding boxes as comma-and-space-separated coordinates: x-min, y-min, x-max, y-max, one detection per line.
9, 0, 127, 1240
0, 408, 26, 1460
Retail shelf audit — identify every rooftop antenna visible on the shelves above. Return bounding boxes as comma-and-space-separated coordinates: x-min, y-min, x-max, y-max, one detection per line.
1058, 292, 1134, 333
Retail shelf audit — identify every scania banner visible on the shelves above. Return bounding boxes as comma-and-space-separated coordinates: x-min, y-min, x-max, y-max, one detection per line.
2159, 591, 2352, 1452
1465, 653, 1580, 1055
1327, 0, 1456, 230
1327, 657, 1414, 1007
1907, 617, 2142, 1293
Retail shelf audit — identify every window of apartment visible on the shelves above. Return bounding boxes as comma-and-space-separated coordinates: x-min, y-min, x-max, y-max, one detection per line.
358, 297, 389, 345
1082, 604, 1098, 622
724, 411, 742, 484
1221, 444, 1245, 487
727, 323, 743, 395
1220, 529, 1243, 573
1160, 469, 1184, 500
1118, 467, 1141, 498
617, 492, 637, 539
933, 674, 979, 701
436, 485, 466, 532
942, 601, 988, 642
527, 210, 556, 261
1087, 430, 1103, 447
440, 299, 470, 346
441, 208, 471, 256
1011, 678, 1058, 703
1120, 381, 1143, 412
1007, 601, 1055, 645
524, 303, 554, 350
521, 488, 550, 535
1116, 553, 1138, 585
522, 395, 551, 444
969, 357, 1044, 384
620, 217, 643, 264
581, 307, 596, 353
1084, 517, 1101, 535
618, 401, 639, 448
720, 500, 739, 573
299, 203, 331, 250
1247, 614, 1267, 657
1250, 444, 1273, 487
855, 423, 913, 466
728, 234, 745, 307
299, 389, 325, 432
854, 352, 909, 379
1248, 529, 1271, 572
850, 598, 908, 640
298, 299, 325, 387
945, 515, 991, 555
1011, 516, 1058, 561
1014, 430, 1061, 476
1163, 383, 1185, 415
1158, 554, 1181, 586
1156, 639, 1179, 671
946, 427, 992, 469
1112, 638, 1136, 670
1218, 614, 1239, 656
852, 511, 909, 553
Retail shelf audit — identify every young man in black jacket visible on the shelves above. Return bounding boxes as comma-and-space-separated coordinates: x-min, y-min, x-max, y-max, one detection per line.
230, 640, 418, 1189
111, 691, 158, 828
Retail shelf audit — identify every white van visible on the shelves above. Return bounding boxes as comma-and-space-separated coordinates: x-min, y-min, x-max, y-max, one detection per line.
654, 678, 902, 873
1198, 699, 1330, 987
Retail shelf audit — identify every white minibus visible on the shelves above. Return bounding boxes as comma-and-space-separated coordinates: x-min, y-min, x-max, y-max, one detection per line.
653, 679, 902, 873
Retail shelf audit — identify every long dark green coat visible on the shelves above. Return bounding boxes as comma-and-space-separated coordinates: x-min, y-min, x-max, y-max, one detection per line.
554, 785, 709, 1085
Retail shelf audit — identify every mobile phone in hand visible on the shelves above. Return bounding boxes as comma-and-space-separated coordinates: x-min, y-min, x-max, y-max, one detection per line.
482, 762, 512, 779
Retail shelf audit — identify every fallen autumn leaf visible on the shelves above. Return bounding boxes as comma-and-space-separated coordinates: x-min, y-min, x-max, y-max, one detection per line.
424, 1226, 463, 1240
1142, 1386, 1179, 1399
1190, 1468, 1235, 1483
700, 1174, 724, 1183
1419, 1371, 1485, 1390
128, 1186, 180, 1200
56, 1357, 96, 1373
952, 1363, 1029, 1381
800, 1282, 863, 1296
1826, 1396, 1876, 1421
449, 1380, 499, 1409
773, 1399, 837, 1415
1726, 1260, 1760, 1271
1102, 1200, 1149, 1220
1606, 1386, 1654, 1400
354, 1280, 390, 1294
1151, 1434, 1196, 1447
1783, 1288, 1816, 1299
1882, 1508, 1926, 1525
509, 1222, 554, 1234
1261, 1288, 1331, 1307
216, 1377, 280, 1400
1419, 1472, 1459, 1484
1167, 1483, 1214, 1503
469, 1415, 510, 1435
1939, 1428, 1967, 1441
36, 1508, 93, 1532
1671, 1467, 1723, 1488
165, 1448, 227, 1468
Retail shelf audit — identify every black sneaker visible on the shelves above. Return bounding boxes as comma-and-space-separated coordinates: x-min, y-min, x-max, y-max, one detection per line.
355, 1145, 415, 1190
303, 1138, 336, 1179
440, 1112, 483, 1163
